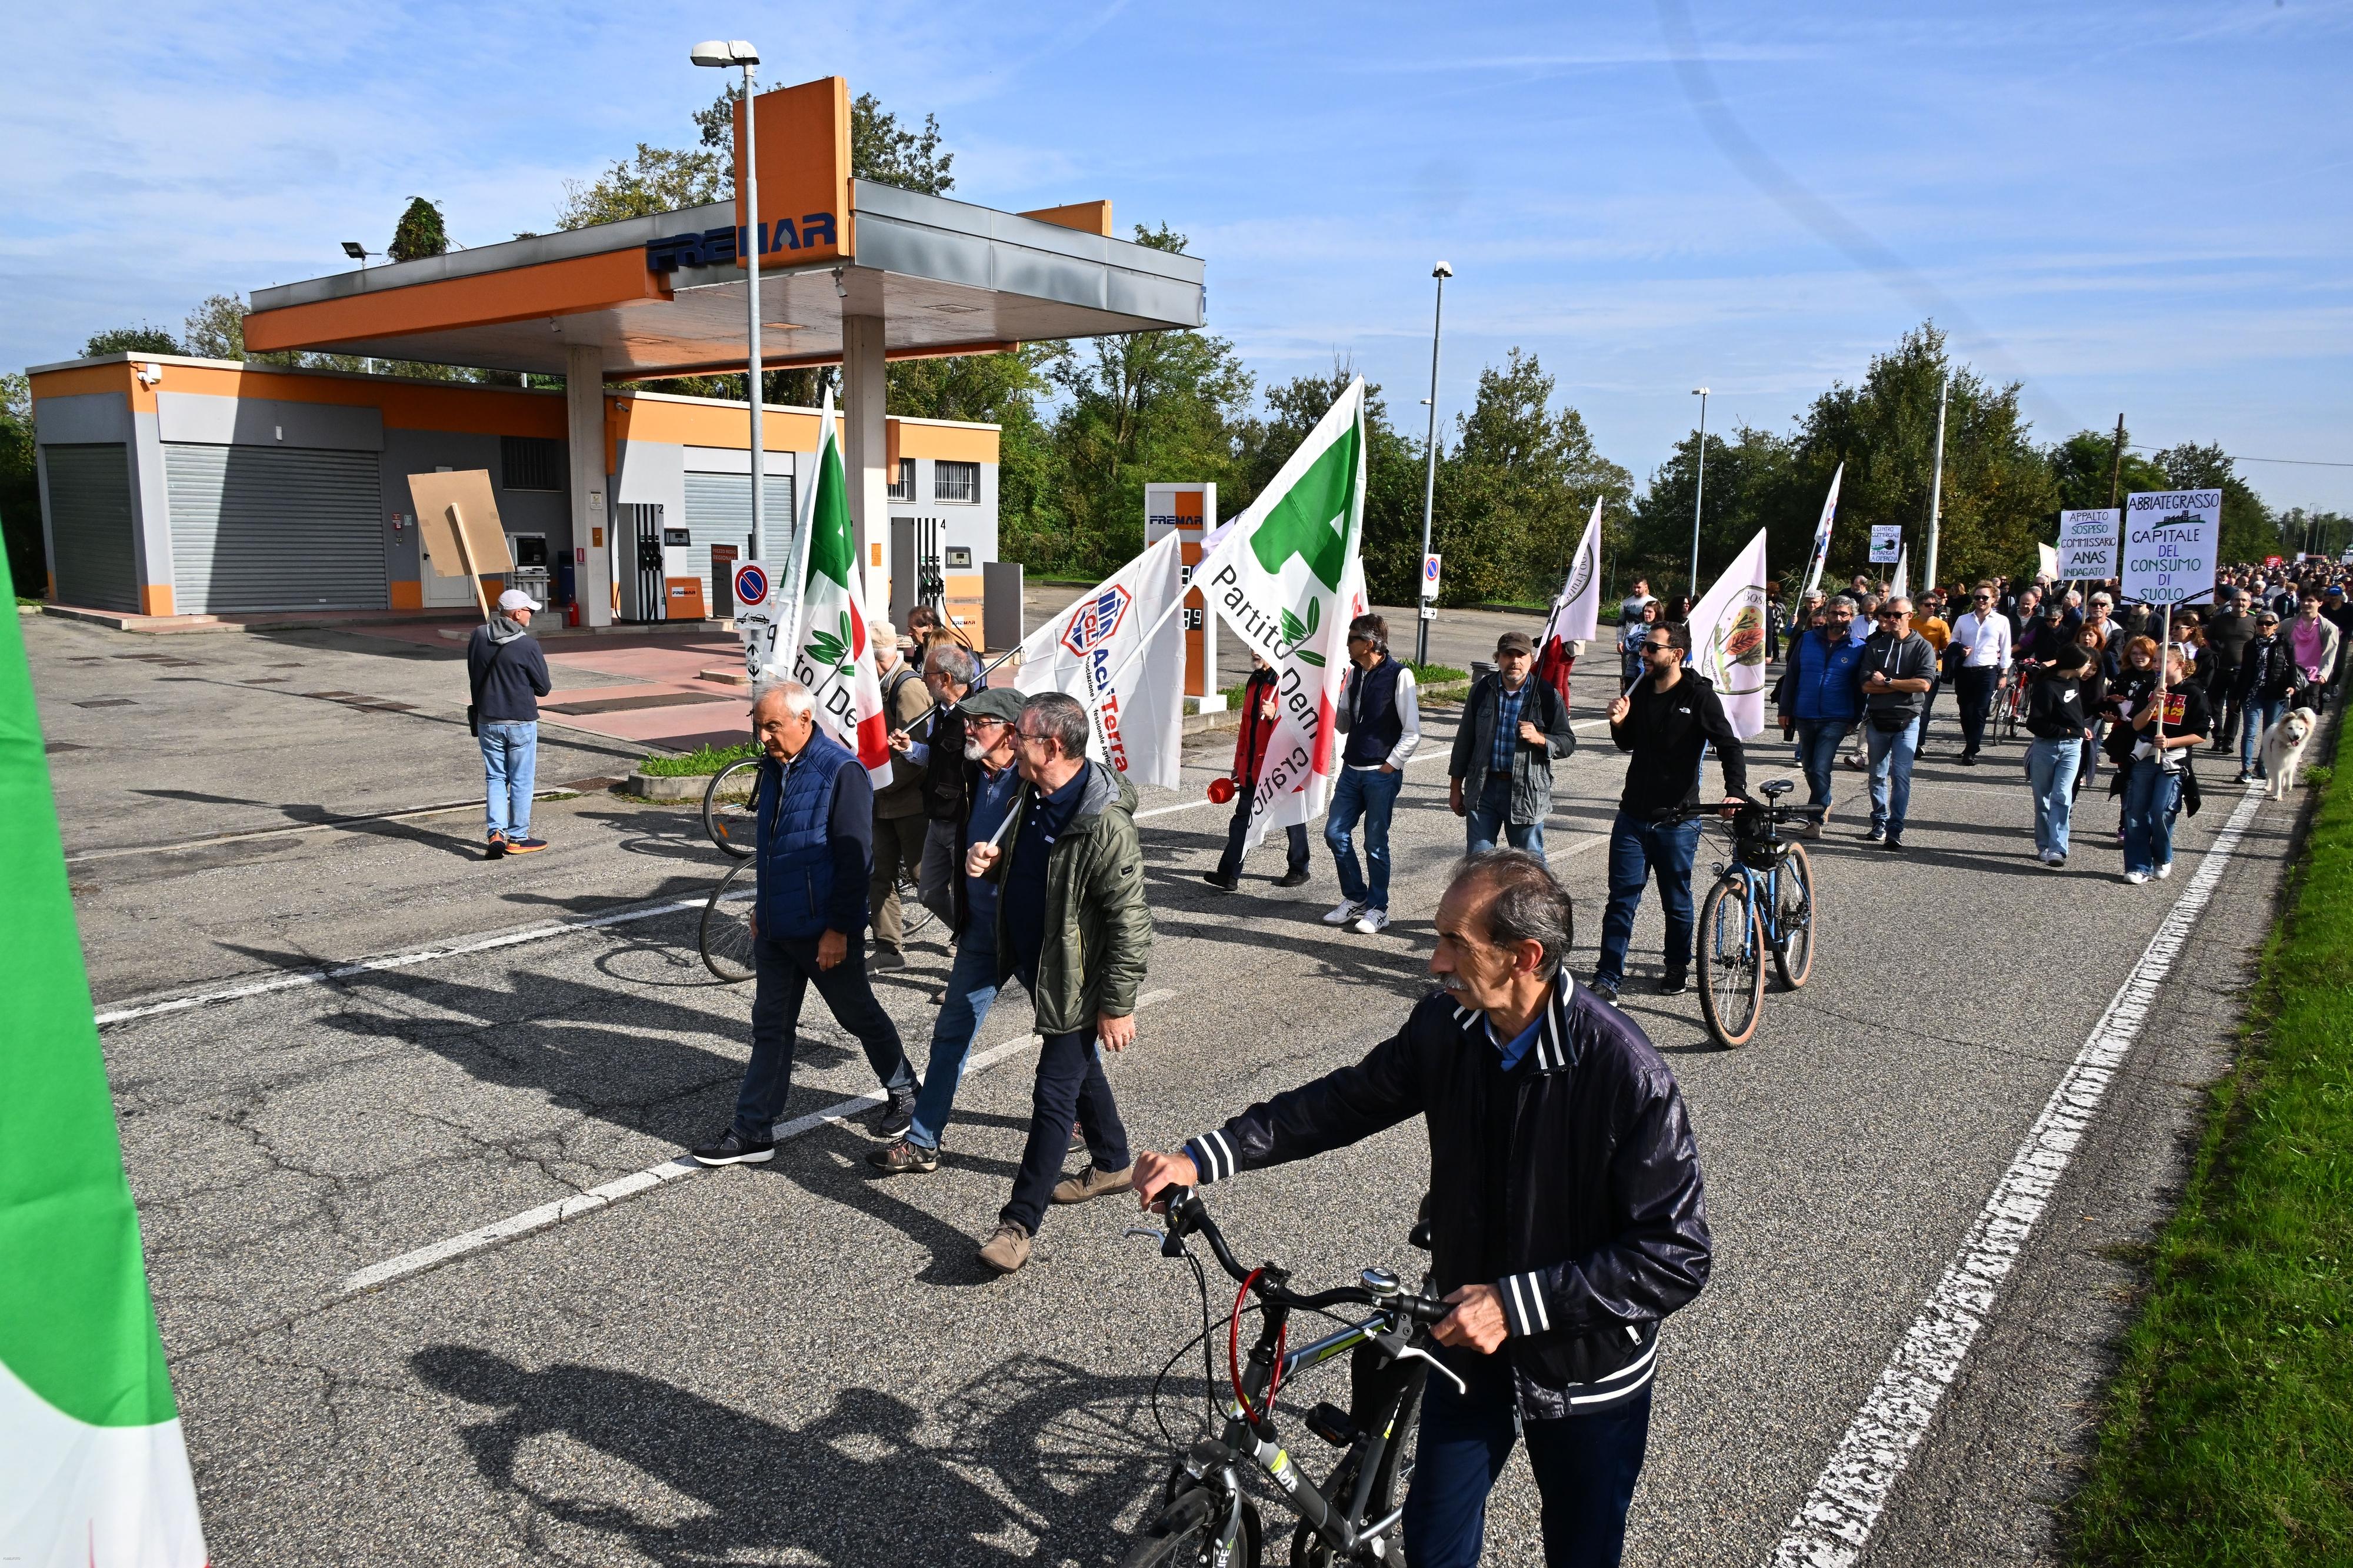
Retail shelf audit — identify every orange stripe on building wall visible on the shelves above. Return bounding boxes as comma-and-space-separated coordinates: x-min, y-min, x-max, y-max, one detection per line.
29, 362, 153, 413
894, 422, 999, 464
245, 250, 672, 352
610, 399, 832, 453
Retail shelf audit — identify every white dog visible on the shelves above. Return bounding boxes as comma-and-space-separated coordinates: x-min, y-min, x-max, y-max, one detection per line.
2259, 706, 2318, 800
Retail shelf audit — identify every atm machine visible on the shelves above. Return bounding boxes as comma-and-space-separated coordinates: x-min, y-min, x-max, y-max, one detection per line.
504, 532, 551, 612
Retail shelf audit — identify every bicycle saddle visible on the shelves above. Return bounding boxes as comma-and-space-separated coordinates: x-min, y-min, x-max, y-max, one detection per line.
1759, 779, 1797, 799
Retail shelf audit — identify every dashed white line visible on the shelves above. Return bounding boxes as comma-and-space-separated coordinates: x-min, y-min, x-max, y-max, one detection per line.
337, 985, 1185, 1295
1767, 783, 2266, 1567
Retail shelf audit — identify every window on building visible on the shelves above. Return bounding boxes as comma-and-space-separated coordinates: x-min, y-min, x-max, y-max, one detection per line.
886, 458, 915, 501
935, 460, 980, 504
500, 436, 564, 492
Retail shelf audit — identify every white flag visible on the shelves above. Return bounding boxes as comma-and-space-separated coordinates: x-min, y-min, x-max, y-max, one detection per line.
1014, 533, 1189, 789
2037, 543, 2061, 581
1688, 528, 1772, 739
1544, 498, 1604, 646
784, 387, 892, 786
1196, 378, 1368, 849
1801, 463, 1843, 596
1889, 545, 1909, 602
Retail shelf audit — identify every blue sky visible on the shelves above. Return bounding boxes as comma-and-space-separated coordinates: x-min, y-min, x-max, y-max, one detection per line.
5, 1, 2350, 513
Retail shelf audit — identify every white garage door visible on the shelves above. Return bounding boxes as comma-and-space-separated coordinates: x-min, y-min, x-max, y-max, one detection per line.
164, 444, 386, 613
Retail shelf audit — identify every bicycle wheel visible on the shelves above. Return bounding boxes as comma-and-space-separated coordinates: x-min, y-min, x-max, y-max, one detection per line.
699, 860, 758, 983
1121, 1487, 1261, 1568
1695, 873, 1765, 1047
1770, 843, 1816, 991
702, 758, 760, 859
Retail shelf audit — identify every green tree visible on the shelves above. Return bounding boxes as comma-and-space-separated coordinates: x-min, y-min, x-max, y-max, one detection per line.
2047, 426, 2169, 513
1431, 349, 1633, 607
82, 325, 181, 356
1626, 425, 1801, 602
2155, 441, 2280, 568
0, 372, 41, 594
556, 145, 724, 228
181, 293, 306, 367
386, 198, 449, 263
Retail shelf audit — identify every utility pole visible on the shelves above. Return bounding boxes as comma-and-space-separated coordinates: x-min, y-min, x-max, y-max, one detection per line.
1415, 261, 1451, 666
1688, 388, 1709, 593
2107, 412, 2126, 509
1923, 371, 1949, 593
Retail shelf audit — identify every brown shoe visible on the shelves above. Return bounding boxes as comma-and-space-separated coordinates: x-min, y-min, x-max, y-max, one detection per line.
977, 1221, 1031, 1273
1051, 1163, 1134, 1205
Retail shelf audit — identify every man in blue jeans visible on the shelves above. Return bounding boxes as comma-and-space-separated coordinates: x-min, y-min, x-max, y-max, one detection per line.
1449, 629, 1576, 860
1857, 598, 1937, 852
1774, 593, 1862, 834
465, 588, 554, 859
689, 682, 921, 1166
1325, 613, 1422, 936
1593, 622, 1747, 1004
866, 687, 1028, 1176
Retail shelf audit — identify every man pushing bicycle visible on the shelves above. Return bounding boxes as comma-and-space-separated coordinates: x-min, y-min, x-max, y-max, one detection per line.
1129, 850, 1712, 1567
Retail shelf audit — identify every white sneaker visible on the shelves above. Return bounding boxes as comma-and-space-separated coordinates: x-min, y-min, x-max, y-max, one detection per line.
1323, 899, 1367, 926
2155, 862, 2173, 880
1351, 907, 1392, 935
2122, 870, 2148, 885
2037, 848, 2055, 863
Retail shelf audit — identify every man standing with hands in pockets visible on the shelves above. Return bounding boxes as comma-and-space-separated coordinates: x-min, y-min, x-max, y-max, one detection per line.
960, 691, 1151, 1273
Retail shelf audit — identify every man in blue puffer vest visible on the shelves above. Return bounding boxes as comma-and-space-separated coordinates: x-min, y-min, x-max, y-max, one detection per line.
690, 681, 921, 1166
1775, 593, 1865, 832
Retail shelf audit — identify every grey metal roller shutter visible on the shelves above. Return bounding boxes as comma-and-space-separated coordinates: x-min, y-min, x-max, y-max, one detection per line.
42, 443, 141, 612
681, 472, 795, 588
164, 445, 386, 613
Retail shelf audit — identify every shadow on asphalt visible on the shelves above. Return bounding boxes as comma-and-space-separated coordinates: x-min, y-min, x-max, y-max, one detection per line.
412, 1345, 1166, 1563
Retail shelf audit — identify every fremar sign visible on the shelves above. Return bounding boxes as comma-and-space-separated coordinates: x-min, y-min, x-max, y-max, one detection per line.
645, 214, 839, 273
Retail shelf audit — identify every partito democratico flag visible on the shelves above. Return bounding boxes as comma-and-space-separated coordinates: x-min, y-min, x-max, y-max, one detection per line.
1800, 462, 1843, 597
1014, 531, 1189, 789
1195, 376, 1368, 848
785, 386, 892, 787
0, 545, 208, 1568
1688, 528, 1773, 739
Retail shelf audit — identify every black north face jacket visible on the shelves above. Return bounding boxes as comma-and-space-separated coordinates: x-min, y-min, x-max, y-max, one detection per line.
1183, 973, 1711, 1419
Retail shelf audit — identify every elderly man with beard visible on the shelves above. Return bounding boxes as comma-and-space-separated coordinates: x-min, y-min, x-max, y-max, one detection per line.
1128, 851, 1711, 1567
868, 686, 1032, 1176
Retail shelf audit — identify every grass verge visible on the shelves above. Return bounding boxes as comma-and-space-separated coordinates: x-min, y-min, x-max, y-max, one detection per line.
635, 740, 756, 778
2066, 759, 2353, 1564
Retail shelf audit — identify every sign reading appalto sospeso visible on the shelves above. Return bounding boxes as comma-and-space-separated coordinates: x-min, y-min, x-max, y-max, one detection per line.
2057, 508, 2119, 579
2122, 489, 2222, 605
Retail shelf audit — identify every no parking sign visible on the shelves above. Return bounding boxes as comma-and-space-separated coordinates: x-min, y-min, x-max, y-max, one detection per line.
1421, 553, 1442, 600
734, 561, 785, 679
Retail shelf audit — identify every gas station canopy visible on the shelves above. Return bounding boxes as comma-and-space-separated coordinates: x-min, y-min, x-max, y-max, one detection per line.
244, 81, 1204, 376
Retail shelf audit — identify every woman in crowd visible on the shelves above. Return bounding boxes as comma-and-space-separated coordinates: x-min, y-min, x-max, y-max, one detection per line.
2115, 645, 2210, 885
1619, 600, 1659, 686
2022, 643, 2097, 868
2074, 619, 2114, 793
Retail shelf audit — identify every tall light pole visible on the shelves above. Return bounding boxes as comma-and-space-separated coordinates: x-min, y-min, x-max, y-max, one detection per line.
1924, 370, 1949, 593
694, 40, 765, 559
1688, 388, 1709, 593
1415, 261, 1451, 666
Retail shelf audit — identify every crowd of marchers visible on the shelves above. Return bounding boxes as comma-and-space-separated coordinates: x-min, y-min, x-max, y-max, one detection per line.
444, 557, 2337, 1568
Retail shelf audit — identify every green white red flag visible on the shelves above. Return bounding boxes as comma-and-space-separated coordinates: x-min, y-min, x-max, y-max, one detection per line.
1195, 378, 1368, 848
0, 545, 208, 1567
784, 387, 892, 786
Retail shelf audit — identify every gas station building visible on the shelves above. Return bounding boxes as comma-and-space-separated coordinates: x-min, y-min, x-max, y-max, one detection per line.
26, 75, 1204, 633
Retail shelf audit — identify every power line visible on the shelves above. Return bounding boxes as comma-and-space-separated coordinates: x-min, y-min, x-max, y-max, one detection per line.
2125, 443, 2353, 471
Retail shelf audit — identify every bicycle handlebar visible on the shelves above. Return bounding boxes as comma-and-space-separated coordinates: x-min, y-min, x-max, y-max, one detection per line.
1149, 1186, 1452, 1325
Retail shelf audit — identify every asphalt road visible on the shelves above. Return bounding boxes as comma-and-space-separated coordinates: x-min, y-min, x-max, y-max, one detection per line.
38, 611, 2314, 1566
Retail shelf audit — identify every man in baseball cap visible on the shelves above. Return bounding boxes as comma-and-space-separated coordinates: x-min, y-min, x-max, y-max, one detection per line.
467, 589, 554, 857
1448, 629, 1575, 862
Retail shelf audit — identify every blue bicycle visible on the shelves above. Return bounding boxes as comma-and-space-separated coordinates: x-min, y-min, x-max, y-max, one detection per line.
1694, 780, 1819, 1047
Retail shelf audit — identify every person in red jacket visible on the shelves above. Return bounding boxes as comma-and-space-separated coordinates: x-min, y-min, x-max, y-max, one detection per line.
1204, 654, 1313, 892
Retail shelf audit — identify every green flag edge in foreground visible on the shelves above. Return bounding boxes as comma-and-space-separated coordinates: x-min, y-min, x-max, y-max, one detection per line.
0, 545, 178, 1429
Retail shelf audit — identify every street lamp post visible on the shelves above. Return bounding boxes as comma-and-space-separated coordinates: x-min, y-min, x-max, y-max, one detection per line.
1688, 388, 1709, 593
693, 40, 765, 561
1415, 261, 1452, 666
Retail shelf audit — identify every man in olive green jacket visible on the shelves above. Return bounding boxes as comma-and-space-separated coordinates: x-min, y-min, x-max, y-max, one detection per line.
962, 690, 1150, 1272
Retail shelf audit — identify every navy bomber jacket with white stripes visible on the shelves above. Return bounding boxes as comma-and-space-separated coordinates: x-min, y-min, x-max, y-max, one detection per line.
1183, 972, 1711, 1419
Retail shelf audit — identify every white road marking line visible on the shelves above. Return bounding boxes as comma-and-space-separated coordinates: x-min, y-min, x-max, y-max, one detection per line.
338, 986, 1185, 1295
64, 788, 589, 864
1767, 783, 2266, 1568
94, 896, 707, 1026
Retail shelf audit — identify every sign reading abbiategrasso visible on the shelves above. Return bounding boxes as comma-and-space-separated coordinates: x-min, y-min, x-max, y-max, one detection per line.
2122, 489, 2221, 605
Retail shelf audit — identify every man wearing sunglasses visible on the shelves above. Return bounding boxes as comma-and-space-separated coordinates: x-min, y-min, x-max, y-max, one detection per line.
1950, 582, 2013, 765
1859, 599, 1937, 850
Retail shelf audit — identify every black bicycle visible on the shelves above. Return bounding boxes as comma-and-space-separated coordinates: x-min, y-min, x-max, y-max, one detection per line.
1119, 1187, 1461, 1567
1691, 780, 1819, 1047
